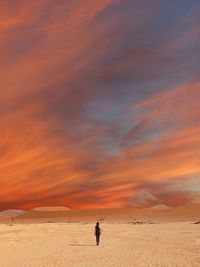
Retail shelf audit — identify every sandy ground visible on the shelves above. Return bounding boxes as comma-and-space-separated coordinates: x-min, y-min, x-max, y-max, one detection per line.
0, 222, 199, 267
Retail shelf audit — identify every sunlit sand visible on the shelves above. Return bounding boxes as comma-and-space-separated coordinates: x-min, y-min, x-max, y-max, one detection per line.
0, 222, 199, 267
0, 205, 199, 267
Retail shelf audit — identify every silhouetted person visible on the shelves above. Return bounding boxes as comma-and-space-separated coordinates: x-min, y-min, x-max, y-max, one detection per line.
95, 222, 101, 246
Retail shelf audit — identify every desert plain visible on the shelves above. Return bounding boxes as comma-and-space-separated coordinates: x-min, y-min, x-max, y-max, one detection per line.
0, 205, 199, 267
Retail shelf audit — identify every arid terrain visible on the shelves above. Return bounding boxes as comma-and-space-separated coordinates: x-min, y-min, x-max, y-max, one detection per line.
2, 204, 198, 224
0, 222, 199, 267
0, 205, 199, 267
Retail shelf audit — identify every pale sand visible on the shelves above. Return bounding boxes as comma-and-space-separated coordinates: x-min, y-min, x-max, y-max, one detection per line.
0, 222, 199, 267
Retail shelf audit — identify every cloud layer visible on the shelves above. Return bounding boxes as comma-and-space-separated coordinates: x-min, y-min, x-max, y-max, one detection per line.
0, 0, 200, 210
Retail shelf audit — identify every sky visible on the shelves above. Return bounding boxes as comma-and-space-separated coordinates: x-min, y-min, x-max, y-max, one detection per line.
0, 0, 200, 211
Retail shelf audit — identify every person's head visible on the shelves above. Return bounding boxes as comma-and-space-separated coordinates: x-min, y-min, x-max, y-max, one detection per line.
96, 222, 99, 226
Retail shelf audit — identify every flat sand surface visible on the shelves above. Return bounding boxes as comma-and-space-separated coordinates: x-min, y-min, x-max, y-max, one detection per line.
0, 222, 199, 267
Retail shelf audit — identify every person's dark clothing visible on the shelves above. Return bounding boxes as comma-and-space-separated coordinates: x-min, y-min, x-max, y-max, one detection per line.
95, 225, 101, 246
96, 234, 100, 246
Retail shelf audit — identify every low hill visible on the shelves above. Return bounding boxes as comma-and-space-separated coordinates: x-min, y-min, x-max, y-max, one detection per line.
32, 206, 71, 211
14, 204, 200, 224
0, 209, 25, 223
0, 209, 25, 218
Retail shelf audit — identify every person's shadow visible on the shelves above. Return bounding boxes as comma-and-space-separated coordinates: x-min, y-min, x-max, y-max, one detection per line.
69, 244, 96, 247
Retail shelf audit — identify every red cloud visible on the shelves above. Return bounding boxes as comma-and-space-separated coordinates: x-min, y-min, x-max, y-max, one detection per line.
0, 1, 199, 210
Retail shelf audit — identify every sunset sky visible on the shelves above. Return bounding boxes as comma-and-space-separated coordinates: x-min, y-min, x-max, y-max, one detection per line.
0, 0, 200, 210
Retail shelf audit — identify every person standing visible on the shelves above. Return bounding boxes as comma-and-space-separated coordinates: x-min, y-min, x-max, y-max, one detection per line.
95, 222, 101, 246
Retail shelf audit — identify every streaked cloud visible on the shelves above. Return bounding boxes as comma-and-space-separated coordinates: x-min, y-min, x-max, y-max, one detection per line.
0, 0, 199, 210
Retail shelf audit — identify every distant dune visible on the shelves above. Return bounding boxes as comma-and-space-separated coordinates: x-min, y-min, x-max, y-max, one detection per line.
0, 209, 25, 218
12, 204, 200, 224
150, 204, 170, 210
32, 206, 71, 211
0, 209, 25, 223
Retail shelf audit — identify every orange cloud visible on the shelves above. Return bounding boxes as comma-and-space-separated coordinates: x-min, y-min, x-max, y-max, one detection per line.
0, 1, 199, 210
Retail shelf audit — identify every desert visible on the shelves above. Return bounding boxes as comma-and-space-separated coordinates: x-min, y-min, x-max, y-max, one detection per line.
1, 1, 200, 266
0, 205, 199, 267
